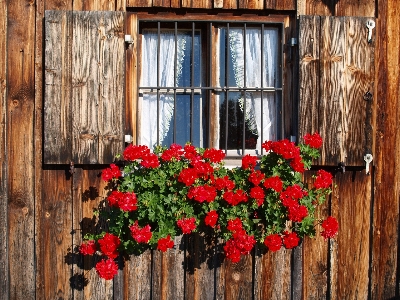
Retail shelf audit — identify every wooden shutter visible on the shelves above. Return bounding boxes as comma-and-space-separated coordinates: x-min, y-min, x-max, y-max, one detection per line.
44, 10, 125, 164
298, 16, 375, 166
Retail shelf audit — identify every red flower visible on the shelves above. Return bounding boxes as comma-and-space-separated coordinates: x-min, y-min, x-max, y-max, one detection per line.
314, 169, 333, 189
223, 239, 242, 263
161, 144, 183, 161
279, 185, 307, 206
102, 164, 121, 181
203, 148, 225, 163
269, 139, 298, 160
141, 152, 160, 168
95, 258, 119, 280
205, 210, 218, 227
227, 217, 243, 232
282, 231, 300, 249
263, 176, 283, 192
264, 234, 282, 252
214, 176, 235, 191
248, 170, 265, 186
250, 186, 265, 206
192, 161, 213, 179
223, 190, 248, 206
130, 221, 152, 243
177, 217, 197, 234
304, 132, 323, 149
223, 230, 256, 262
287, 204, 308, 222
290, 156, 305, 173
321, 216, 339, 239
123, 144, 150, 161
157, 235, 174, 252
79, 240, 96, 255
242, 154, 258, 170
118, 192, 138, 212
184, 144, 198, 160
178, 168, 198, 186
98, 233, 120, 259
187, 185, 216, 203
107, 190, 123, 207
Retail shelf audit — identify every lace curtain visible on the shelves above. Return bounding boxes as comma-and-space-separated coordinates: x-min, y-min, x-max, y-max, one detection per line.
229, 28, 279, 151
140, 30, 187, 148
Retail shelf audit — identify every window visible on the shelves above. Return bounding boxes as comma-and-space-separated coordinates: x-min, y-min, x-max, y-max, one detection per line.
137, 17, 283, 156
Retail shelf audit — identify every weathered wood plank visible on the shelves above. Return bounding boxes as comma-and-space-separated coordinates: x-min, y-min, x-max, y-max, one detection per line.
153, 0, 171, 7
73, 0, 116, 10
275, 0, 296, 10
0, 0, 8, 297
342, 17, 374, 166
221, 255, 254, 299
123, 250, 152, 299
372, 1, 400, 298
238, 0, 263, 9
213, 0, 237, 9
151, 236, 186, 300
254, 249, 291, 300
70, 11, 125, 164
298, 15, 321, 151
297, 0, 375, 17
126, 0, 153, 7
40, 168, 73, 299
6, 0, 36, 297
126, 13, 137, 144
302, 171, 329, 299
44, 10, 73, 164
181, 0, 212, 9
318, 16, 345, 165
330, 171, 371, 299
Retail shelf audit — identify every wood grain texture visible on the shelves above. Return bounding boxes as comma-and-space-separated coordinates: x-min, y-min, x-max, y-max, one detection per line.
221, 255, 254, 299
181, 0, 212, 9
0, 0, 8, 298
297, 0, 375, 17
372, 0, 400, 298
254, 249, 291, 300
331, 171, 371, 299
127, 0, 153, 7
275, 0, 296, 10
126, 13, 137, 144
238, 0, 264, 9
40, 168, 73, 299
71, 11, 125, 164
302, 171, 329, 299
123, 250, 152, 299
299, 16, 375, 166
44, 10, 73, 163
6, 0, 36, 298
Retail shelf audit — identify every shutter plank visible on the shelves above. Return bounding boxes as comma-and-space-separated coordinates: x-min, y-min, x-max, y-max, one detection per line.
44, 11, 73, 164
181, 0, 212, 9
127, 0, 153, 7
71, 11, 125, 164
239, 0, 263, 9
299, 16, 321, 149
124, 250, 152, 299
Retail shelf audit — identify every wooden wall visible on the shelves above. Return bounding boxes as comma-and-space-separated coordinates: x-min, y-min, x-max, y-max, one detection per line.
1, 0, 399, 299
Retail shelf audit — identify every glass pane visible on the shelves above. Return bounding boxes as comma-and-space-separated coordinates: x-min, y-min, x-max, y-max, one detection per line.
191, 93, 207, 148
177, 31, 201, 87
263, 28, 279, 87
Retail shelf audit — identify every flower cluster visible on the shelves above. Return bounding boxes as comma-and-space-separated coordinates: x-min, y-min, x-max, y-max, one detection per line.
80, 132, 338, 280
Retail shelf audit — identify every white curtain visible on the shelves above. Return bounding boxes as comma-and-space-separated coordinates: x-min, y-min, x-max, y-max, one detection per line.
229, 28, 278, 151
140, 30, 187, 148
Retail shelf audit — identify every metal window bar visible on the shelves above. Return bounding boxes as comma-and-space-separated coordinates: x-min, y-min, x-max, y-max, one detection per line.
191, 22, 195, 144
224, 24, 230, 154
242, 24, 247, 155
174, 22, 178, 144
156, 22, 161, 145
261, 24, 264, 155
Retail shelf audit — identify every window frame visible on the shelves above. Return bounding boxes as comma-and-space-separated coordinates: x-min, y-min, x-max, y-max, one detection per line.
130, 12, 292, 158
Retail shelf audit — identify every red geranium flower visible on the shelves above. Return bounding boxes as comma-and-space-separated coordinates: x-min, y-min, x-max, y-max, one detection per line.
118, 192, 138, 212
227, 217, 243, 232
250, 186, 265, 206
107, 190, 123, 207
264, 233, 282, 252
248, 170, 265, 186
161, 144, 183, 161
178, 168, 198, 186
157, 235, 174, 252
203, 148, 225, 163
95, 258, 119, 280
321, 216, 339, 239
123, 144, 150, 161
214, 176, 235, 191
263, 176, 283, 192
242, 154, 258, 170
287, 204, 308, 222
98, 233, 120, 259
177, 217, 197, 234
187, 185, 216, 203
282, 231, 300, 249
141, 152, 160, 168
205, 210, 218, 227
101, 164, 121, 181
130, 221, 152, 243
314, 169, 333, 189
79, 240, 96, 255
304, 132, 323, 149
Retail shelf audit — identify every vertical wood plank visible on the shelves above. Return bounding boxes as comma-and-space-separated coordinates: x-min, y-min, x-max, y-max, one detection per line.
331, 171, 371, 299
254, 250, 291, 300
71, 11, 125, 164
238, 0, 263, 9
181, 0, 212, 9
275, 0, 296, 10
153, 0, 171, 7
151, 237, 186, 300
342, 17, 374, 166
372, 0, 400, 298
126, 0, 153, 7
318, 16, 345, 165
44, 10, 73, 164
221, 255, 254, 299
124, 250, 152, 299
126, 13, 137, 144
298, 15, 321, 148
302, 171, 329, 299
6, 0, 36, 297
297, 0, 375, 17
0, 0, 8, 297
40, 168, 74, 299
